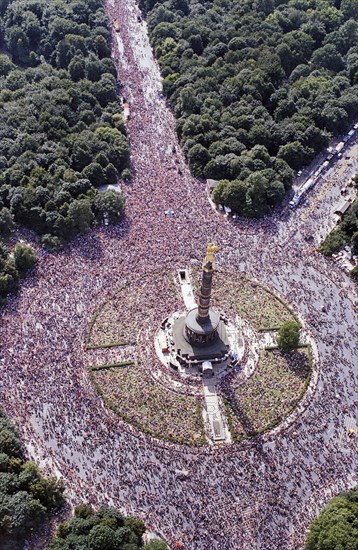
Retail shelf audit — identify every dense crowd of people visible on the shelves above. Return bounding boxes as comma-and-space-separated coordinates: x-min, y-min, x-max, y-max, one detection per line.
88, 269, 181, 348
0, 0, 357, 548
221, 349, 310, 435
213, 270, 296, 330
94, 365, 204, 444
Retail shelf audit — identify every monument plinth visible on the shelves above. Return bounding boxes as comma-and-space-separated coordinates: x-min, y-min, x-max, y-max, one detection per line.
184, 308, 220, 346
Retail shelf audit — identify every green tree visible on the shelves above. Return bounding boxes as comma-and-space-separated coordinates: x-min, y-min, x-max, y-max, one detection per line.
171, 0, 189, 15
74, 503, 94, 519
124, 516, 146, 542
13, 243, 37, 277
20, 462, 65, 510
351, 232, 358, 255
350, 265, 358, 281
340, 0, 358, 20
0, 248, 19, 302
67, 199, 94, 234
0, 54, 15, 76
311, 44, 344, 72
221, 180, 247, 212
0, 426, 22, 458
94, 127, 129, 171
0, 0, 129, 247
6, 26, 30, 63
189, 34, 203, 55
266, 180, 285, 206
95, 35, 110, 59
2, 490, 47, 537
0, 241, 8, 269
69, 56, 86, 81
92, 189, 125, 224
0, 409, 65, 547
277, 321, 300, 352
319, 229, 347, 256
93, 74, 117, 107
305, 487, 358, 550
277, 141, 313, 171
88, 524, 116, 550
82, 162, 105, 187
187, 143, 211, 176
41, 234, 63, 252
48, 502, 164, 549
0, 207, 15, 239
120, 167, 131, 182
140, 0, 358, 217
320, 102, 349, 134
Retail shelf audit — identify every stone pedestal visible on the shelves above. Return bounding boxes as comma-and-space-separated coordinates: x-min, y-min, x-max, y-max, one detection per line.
184, 307, 219, 346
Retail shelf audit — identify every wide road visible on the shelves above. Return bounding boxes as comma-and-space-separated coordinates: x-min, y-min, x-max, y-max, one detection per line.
0, 0, 357, 548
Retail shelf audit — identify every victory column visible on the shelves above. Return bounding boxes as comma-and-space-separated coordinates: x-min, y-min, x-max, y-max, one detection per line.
167, 244, 230, 372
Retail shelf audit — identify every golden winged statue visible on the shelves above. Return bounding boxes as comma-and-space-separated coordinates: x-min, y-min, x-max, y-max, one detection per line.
204, 243, 219, 265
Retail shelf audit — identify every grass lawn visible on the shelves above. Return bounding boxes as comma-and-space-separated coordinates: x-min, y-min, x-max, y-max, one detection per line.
224, 348, 310, 435
93, 366, 205, 444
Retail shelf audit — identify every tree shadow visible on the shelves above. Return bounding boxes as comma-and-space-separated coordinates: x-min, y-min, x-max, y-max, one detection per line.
68, 216, 132, 261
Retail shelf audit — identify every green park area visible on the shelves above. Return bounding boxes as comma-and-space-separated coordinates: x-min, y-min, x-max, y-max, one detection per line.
88, 269, 309, 444
87, 272, 180, 349
224, 348, 310, 437
0, 409, 65, 548
0, 0, 129, 252
92, 365, 205, 445
305, 486, 358, 550
48, 504, 167, 550
214, 271, 297, 330
87, 281, 146, 348
139, 0, 358, 217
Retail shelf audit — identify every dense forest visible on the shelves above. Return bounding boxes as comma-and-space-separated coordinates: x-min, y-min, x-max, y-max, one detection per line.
48, 504, 167, 550
140, 0, 358, 216
305, 486, 358, 550
0, 0, 128, 251
0, 241, 37, 305
0, 409, 65, 549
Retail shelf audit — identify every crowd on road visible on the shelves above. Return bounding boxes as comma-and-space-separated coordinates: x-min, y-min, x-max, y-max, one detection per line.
0, 0, 357, 548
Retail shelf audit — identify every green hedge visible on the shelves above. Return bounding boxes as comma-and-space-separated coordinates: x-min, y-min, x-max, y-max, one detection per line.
87, 342, 134, 350
90, 361, 134, 371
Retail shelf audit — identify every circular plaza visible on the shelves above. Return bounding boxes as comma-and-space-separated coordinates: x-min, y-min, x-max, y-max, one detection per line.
86, 263, 316, 446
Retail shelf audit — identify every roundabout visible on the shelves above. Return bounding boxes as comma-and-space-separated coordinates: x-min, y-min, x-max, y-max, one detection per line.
86, 253, 315, 446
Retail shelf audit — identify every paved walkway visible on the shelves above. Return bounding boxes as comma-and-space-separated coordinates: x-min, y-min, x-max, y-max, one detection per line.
178, 271, 197, 311
202, 380, 231, 444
